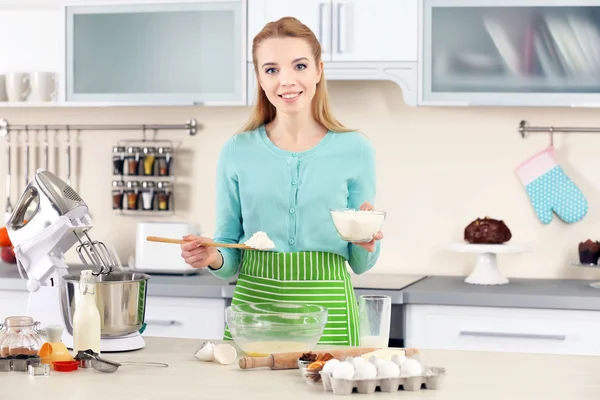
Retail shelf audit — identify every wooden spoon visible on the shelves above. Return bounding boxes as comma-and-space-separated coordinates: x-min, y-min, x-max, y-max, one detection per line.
146, 236, 255, 250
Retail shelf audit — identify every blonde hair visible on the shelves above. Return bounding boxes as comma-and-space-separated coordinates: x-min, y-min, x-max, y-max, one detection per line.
239, 16, 353, 133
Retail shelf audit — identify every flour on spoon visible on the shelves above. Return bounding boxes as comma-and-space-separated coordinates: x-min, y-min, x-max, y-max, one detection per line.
244, 231, 275, 250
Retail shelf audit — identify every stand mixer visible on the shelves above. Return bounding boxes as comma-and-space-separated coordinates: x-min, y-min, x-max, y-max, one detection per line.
6, 168, 147, 352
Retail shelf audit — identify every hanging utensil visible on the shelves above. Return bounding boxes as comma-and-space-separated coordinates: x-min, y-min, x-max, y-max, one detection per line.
24, 126, 30, 187
44, 125, 49, 171
66, 126, 71, 186
4, 131, 12, 222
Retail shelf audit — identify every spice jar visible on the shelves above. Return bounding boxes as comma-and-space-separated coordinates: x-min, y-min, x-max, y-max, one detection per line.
157, 147, 172, 176
157, 181, 172, 211
126, 147, 141, 176
112, 180, 125, 210
126, 181, 140, 210
142, 147, 157, 176
112, 146, 126, 175
0, 316, 43, 357
140, 181, 156, 210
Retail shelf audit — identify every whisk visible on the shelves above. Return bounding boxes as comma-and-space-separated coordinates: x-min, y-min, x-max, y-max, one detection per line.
75, 230, 118, 276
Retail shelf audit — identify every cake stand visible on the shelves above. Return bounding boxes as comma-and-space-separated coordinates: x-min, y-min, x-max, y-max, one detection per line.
568, 262, 600, 289
448, 243, 530, 285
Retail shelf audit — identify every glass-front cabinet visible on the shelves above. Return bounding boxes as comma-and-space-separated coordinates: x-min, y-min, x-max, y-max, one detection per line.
64, 1, 245, 105
420, 0, 600, 106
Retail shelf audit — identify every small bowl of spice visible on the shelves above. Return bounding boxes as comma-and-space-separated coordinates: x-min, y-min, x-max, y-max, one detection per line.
297, 352, 334, 385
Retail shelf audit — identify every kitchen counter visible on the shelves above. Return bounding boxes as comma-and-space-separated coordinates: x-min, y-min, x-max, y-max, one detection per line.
404, 275, 600, 311
4, 336, 600, 399
0, 262, 425, 303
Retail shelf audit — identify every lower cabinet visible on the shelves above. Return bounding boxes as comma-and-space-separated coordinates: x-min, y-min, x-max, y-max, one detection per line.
142, 296, 226, 340
405, 304, 600, 356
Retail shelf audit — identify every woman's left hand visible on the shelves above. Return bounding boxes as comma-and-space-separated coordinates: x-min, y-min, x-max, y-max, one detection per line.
352, 201, 384, 252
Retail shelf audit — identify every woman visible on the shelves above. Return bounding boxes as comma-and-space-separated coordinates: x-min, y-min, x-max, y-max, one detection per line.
181, 16, 383, 347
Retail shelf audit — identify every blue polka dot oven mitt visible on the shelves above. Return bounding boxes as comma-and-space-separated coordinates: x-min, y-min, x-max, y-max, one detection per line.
515, 147, 588, 224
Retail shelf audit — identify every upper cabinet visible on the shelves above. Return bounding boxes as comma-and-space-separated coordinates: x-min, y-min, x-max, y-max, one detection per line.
420, 0, 600, 106
247, 0, 418, 63
64, 0, 246, 105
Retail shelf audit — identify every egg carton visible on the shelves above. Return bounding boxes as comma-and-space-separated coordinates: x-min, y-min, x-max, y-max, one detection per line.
319, 366, 447, 395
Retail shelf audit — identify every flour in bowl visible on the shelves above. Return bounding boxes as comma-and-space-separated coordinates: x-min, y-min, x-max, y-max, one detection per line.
245, 231, 275, 250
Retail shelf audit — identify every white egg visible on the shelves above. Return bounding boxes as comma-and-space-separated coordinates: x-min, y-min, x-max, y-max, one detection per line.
353, 356, 367, 365
332, 361, 355, 380
376, 360, 401, 379
353, 362, 377, 380
194, 341, 216, 362
322, 359, 341, 375
391, 354, 407, 367
344, 357, 355, 367
400, 358, 423, 377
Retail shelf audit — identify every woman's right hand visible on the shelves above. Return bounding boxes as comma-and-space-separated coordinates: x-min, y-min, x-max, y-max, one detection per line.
180, 235, 223, 269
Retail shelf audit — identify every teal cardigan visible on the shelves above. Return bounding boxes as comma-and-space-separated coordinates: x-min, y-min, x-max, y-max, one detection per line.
209, 124, 381, 279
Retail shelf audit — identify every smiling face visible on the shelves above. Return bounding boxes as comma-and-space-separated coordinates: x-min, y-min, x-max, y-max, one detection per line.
255, 37, 323, 116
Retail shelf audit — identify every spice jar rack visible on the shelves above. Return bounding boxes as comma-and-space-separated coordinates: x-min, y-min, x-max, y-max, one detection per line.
112, 139, 176, 216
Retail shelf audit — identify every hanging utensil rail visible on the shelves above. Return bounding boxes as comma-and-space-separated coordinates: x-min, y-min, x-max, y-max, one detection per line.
0, 118, 199, 136
519, 120, 600, 138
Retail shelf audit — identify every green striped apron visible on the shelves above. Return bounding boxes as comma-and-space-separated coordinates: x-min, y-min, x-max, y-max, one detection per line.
224, 250, 360, 346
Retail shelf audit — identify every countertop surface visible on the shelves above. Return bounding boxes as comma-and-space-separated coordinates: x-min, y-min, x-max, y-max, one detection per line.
403, 275, 600, 311
3, 336, 599, 399
2, 261, 600, 310
0, 262, 425, 303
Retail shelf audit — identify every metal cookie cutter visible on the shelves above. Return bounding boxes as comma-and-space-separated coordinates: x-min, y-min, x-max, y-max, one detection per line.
28, 364, 50, 376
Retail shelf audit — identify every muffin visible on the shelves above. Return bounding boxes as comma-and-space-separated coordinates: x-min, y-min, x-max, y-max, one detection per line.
464, 217, 512, 244
578, 240, 600, 264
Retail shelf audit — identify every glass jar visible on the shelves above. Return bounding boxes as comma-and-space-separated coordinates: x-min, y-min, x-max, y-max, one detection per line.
157, 147, 172, 176
157, 181, 171, 211
126, 181, 140, 210
112, 146, 126, 175
140, 181, 155, 210
126, 147, 141, 176
142, 147, 156, 176
112, 180, 125, 210
0, 316, 43, 357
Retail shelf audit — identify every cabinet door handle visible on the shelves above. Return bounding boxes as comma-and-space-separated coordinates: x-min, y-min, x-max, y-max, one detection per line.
145, 319, 182, 326
337, 3, 345, 53
319, 2, 328, 53
459, 331, 566, 341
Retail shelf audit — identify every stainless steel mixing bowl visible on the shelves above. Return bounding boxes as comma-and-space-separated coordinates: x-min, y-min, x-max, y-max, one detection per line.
62, 271, 150, 338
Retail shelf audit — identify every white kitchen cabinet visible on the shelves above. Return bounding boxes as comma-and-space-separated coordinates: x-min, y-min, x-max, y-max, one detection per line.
420, 0, 600, 106
247, 0, 417, 62
330, 0, 418, 62
142, 296, 226, 340
63, 0, 246, 105
405, 304, 600, 356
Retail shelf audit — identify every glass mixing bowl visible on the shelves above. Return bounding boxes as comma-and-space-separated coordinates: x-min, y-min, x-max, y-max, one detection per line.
226, 303, 328, 356
330, 208, 386, 243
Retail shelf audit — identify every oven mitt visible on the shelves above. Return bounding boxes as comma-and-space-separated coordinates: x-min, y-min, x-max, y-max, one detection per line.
515, 147, 587, 224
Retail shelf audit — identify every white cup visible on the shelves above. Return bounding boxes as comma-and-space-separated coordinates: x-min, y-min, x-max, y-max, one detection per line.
29, 72, 56, 102
6, 72, 30, 102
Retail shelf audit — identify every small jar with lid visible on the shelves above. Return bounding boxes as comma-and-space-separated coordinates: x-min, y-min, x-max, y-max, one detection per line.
0, 316, 43, 358
157, 181, 172, 211
126, 147, 141, 176
140, 181, 156, 210
126, 180, 140, 210
157, 147, 172, 176
112, 146, 126, 175
142, 147, 157, 176
111, 180, 125, 210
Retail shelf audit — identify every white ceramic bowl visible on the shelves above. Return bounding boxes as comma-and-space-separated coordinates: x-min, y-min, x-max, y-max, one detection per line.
330, 208, 386, 243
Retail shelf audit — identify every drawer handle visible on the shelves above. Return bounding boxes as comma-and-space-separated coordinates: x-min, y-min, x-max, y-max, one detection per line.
459, 331, 566, 341
145, 319, 182, 326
